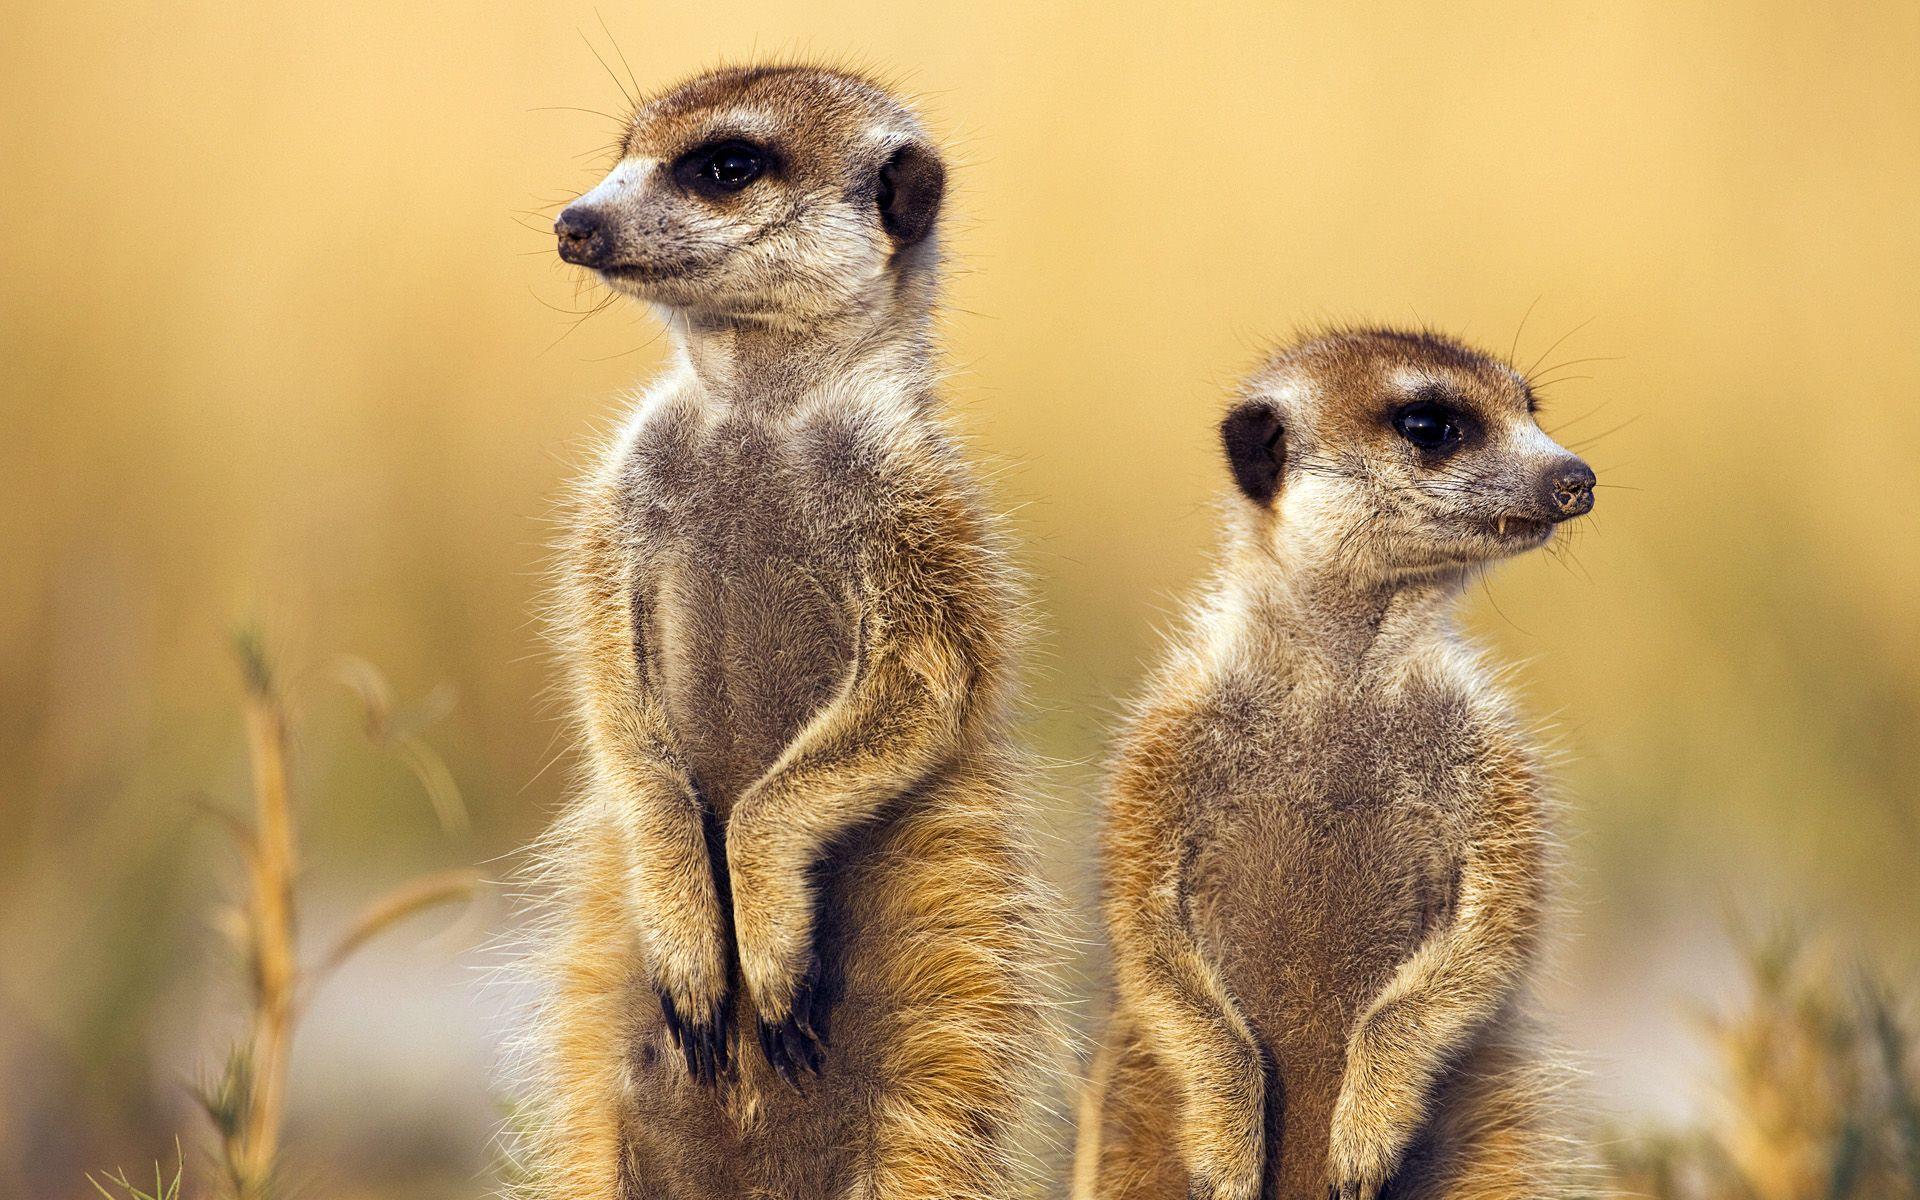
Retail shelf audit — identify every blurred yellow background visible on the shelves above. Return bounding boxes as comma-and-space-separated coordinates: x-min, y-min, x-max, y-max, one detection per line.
4, 0, 1917, 1195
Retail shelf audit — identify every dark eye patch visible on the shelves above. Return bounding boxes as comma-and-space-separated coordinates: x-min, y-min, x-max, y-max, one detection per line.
672, 139, 774, 197
1390, 392, 1478, 456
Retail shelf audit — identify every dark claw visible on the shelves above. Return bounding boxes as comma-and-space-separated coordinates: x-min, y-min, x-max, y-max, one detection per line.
801, 957, 832, 1068
757, 1019, 802, 1092
793, 1025, 824, 1075
752, 954, 831, 1088
708, 998, 730, 1077
693, 1024, 714, 1084
788, 974, 819, 1072
808, 976, 833, 1051
800, 1032, 825, 1075
657, 988, 731, 1086
659, 990, 686, 1048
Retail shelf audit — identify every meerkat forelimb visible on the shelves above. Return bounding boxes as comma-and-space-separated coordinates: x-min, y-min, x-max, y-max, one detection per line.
1102, 734, 1269, 1200
563, 456, 734, 1081
725, 573, 984, 1070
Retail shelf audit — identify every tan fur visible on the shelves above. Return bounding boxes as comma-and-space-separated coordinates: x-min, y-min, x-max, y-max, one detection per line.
1075, 329, 1598, 1200
512, 65, 1058, 1200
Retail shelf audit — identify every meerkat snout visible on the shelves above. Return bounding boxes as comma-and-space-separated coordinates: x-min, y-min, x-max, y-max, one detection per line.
554, 204, 610, 268
1543, 457, 1597, 519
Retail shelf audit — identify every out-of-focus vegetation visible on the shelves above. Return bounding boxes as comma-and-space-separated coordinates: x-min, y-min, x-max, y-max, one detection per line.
79, 638, 479, 1200
89, 1151, 184, 1200
2, 0, 1916, 1196
1609, 924, 1920, 1200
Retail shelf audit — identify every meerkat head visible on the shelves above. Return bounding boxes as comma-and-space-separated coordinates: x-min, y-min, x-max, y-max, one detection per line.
1219, 328, 1596, 586
552, 65, 946, 325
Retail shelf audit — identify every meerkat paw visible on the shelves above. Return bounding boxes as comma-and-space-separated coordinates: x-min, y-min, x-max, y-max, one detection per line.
1179, 1117, 1265, 1200
1184, 1163, 1263, 1200
1172, 1040, 1267, 1200
1326, 1045, 1426, 1200
731, 850, 837, 1086
1325, 1100, 1403, 1200
1325, 1133, 1393, 1200
646, 916, 735, 1085
657, 982, 732, 1084
739, 917, 833, 1087
753, 950, 832, 1090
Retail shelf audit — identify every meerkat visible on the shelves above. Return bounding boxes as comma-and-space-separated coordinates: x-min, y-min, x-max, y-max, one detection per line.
515, 66, 1057, 1200
1073, 328, 1598, 1200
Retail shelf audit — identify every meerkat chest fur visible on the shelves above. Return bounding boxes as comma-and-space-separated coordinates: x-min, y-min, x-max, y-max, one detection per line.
1179, 649, 1514, 1066
617, 380, 933, 812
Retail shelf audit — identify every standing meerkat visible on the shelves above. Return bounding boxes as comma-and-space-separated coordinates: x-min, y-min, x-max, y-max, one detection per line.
517, 65, 1056, 1200
1073, 329, 1597, 1200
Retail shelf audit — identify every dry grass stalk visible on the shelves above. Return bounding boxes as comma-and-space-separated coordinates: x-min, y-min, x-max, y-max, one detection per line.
95, 633, 482, 1200
87, 1141, 185, 1200
230, 632, 296, 1196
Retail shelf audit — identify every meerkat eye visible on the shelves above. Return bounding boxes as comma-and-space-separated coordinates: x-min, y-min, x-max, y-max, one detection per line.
1392, 401, 1468, 453
675, 140, 768, 195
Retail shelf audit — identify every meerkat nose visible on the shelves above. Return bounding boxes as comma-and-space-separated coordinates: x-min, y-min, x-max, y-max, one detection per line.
1541, 458, 1597, 520
555, 205, 611, 268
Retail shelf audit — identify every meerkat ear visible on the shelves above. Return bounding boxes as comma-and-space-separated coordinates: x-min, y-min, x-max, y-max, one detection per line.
1221, 400, 1287, 506
876, 140, 946, 248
